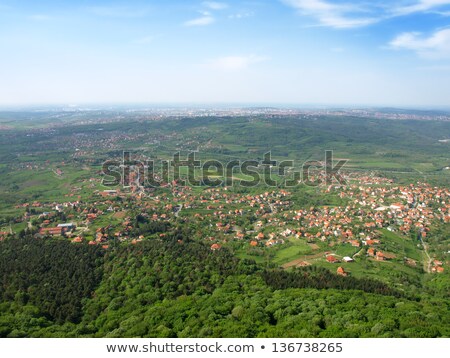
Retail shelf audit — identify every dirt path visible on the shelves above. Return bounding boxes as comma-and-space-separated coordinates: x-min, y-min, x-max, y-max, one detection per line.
352, 248, 363, 259
282, 258, 310, 269
420, 236, 432, 273
282, 252, 325, 269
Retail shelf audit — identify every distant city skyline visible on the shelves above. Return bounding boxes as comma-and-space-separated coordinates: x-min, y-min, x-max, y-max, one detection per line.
1, 0, 450, 106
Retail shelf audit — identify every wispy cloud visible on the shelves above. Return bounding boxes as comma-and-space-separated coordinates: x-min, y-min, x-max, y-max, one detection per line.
228, 11, 254, 19
282, 1, 450, 29
208, 55, 267, 70
389, 28, 450, 59
184, 2, 228, 26
391, 0, 450, 16
202, 1, 228, 10
281, 0, 379, 29
184, 15, 215, 26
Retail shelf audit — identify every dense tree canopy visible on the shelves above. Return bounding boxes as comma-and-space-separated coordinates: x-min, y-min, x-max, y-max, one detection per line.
0, 233, 449, 338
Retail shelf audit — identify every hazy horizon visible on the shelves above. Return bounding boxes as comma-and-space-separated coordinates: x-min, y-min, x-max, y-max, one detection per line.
2, 102, 450, 112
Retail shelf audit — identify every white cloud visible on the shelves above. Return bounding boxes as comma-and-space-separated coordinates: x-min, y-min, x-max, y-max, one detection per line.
228, 11, 254, 19
208, 55, 267, 70
281, 0, 379, 29
184, 16, 215, 26
391, 0, 450, 16
282, 1, 450, 28
183, 2, 227, 26
202, 2, 228, 10
389, 28, 450, 58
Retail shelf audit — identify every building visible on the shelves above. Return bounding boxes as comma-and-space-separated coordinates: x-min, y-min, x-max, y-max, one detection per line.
210, 243, 221, 251
337, 266, 348, 276
57, 223, 75, 229
326, 255, 339, 263
350, 240, 361, 247
39, 227, 64, 236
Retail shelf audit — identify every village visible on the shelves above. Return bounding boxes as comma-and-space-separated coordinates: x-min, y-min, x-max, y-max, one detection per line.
1, 169, 449, 280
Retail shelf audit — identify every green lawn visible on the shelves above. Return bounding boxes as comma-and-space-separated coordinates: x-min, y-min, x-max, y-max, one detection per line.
379, 229, 422, 262
272, 238, 313, 266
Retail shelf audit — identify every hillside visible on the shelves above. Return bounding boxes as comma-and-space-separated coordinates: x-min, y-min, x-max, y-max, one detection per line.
0, 112, 449, 338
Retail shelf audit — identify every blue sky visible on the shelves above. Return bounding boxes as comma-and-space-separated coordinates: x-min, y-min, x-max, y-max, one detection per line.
1, 0, 450, 107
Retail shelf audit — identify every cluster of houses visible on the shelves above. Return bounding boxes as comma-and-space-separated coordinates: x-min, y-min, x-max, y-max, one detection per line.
2, 171, 448, 273
39, 224, 73, 237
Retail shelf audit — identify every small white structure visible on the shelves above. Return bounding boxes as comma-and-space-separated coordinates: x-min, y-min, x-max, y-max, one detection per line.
57, 223, 75, 229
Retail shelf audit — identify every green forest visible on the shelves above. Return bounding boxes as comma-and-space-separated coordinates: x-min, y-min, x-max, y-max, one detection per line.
1, 232, 449, 338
